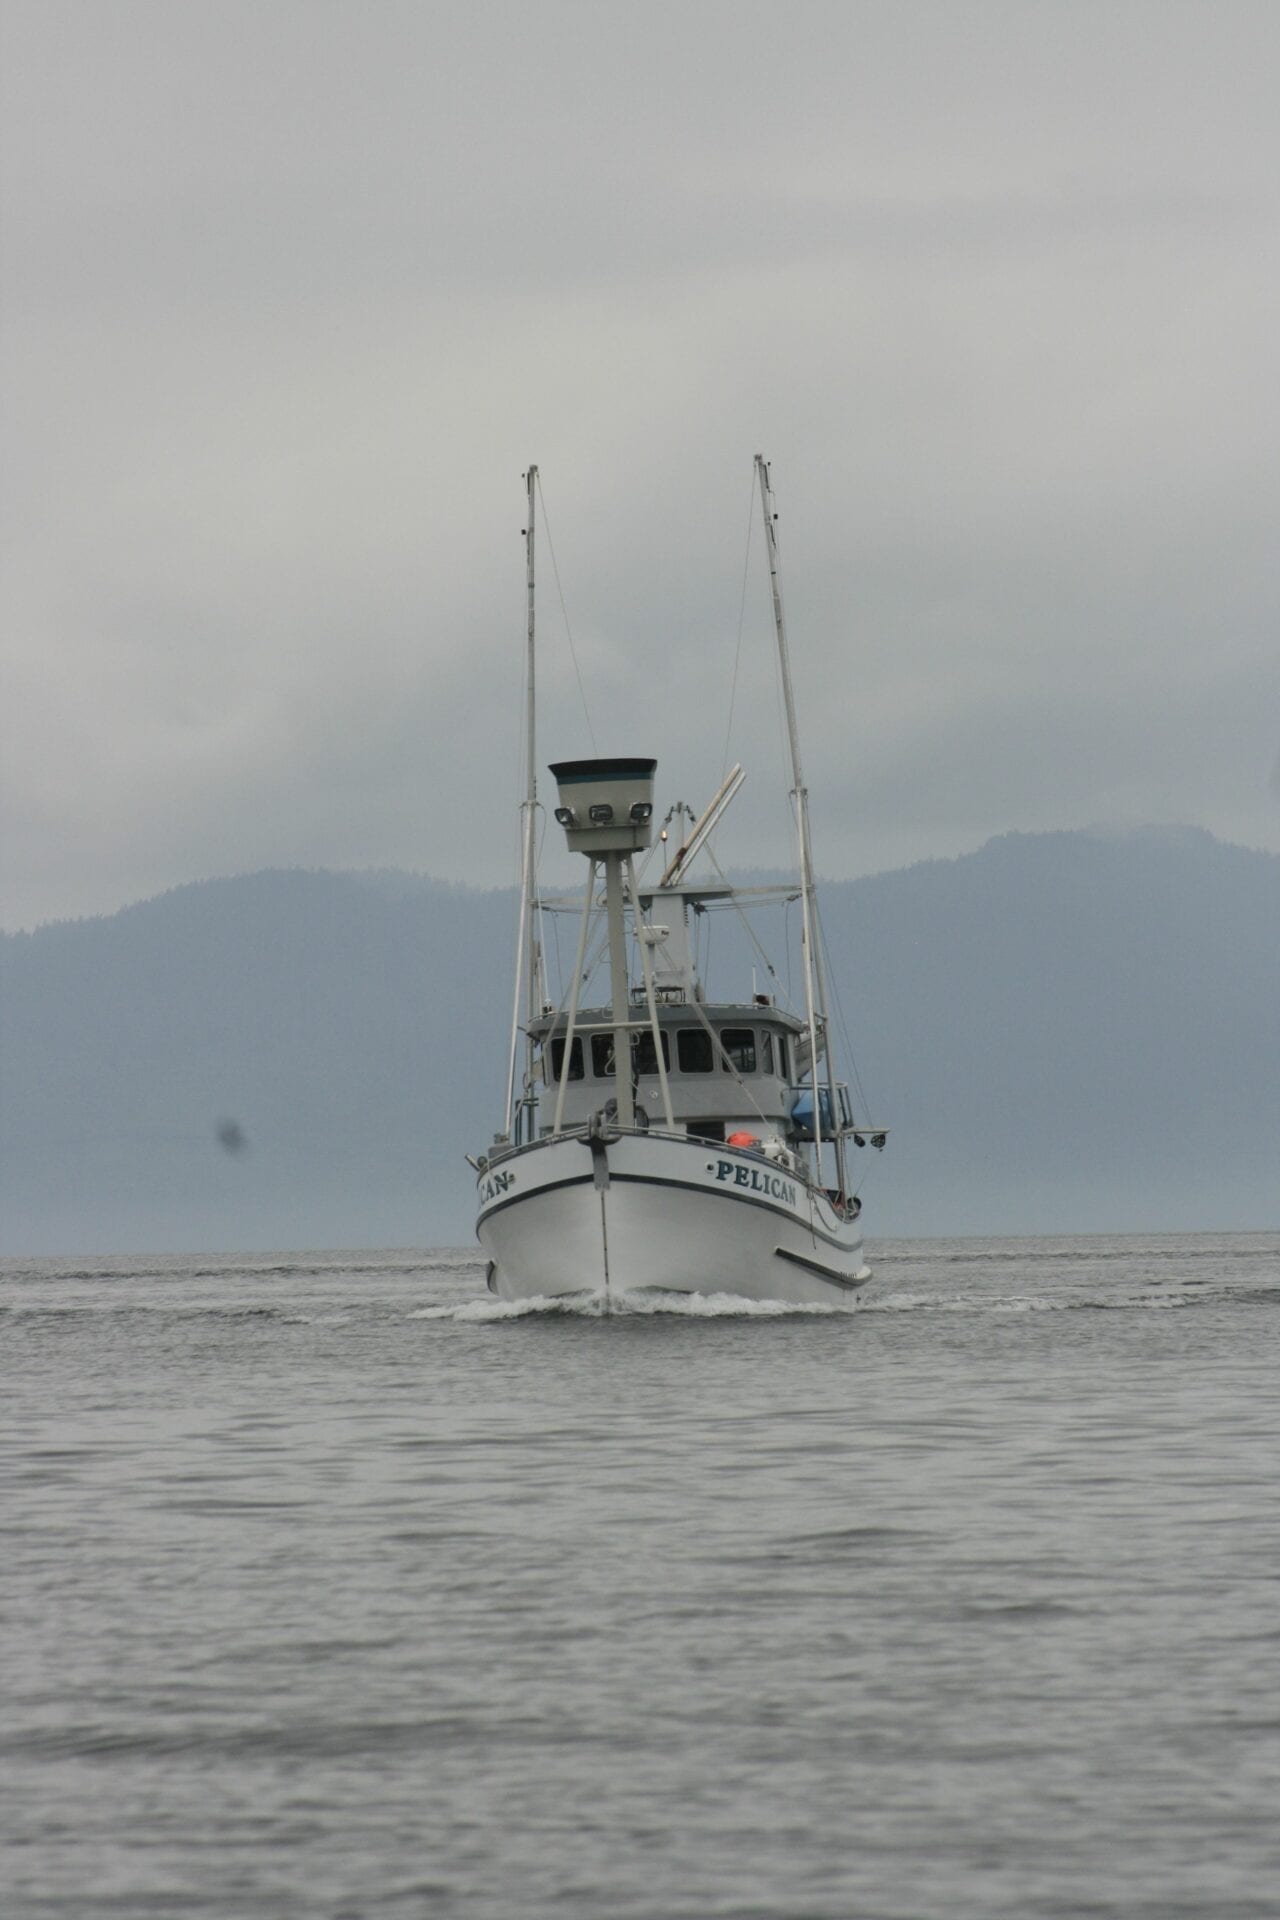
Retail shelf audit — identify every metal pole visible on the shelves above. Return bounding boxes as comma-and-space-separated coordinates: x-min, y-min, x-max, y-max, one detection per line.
603, 853, 634, 1128
523, 467, 540, 1117
504, 465, 539, 1138
755, 455, 847, 1195
553, 859, 596, 1136
627, 856, 675, 1130
504, 840, 530, 1139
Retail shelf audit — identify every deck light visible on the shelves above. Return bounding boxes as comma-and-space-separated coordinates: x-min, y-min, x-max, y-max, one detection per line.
629, 801, 653, 823
588, 803, 614, 824
554, 806, 576, 826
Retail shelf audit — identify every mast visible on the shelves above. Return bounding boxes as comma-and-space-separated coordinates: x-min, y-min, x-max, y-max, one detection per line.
504, 465, 540, 1140
548, 757, 659, 1133
755, 454, 848, 1197
602, 854, 634, 1129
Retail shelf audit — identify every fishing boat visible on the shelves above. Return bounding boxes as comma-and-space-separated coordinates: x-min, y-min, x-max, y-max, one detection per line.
471, 456, 887, 1306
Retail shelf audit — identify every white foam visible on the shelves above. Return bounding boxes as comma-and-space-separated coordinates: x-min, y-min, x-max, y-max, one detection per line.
409, 1295, 568, 1321
410, 1289, 848, 1321
613, 1289, 845, 1317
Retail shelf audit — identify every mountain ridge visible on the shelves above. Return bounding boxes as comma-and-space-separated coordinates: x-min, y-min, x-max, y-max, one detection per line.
3, 828, 1276, 1253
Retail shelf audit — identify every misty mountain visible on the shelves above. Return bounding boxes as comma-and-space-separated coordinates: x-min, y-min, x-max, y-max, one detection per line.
2, 829, 1276, 1254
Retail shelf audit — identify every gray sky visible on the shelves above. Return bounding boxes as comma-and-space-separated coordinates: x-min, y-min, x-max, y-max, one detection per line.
3, 0, 1278, 929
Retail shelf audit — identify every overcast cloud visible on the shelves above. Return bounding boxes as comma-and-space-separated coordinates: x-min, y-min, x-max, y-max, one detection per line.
2, 0, 1277, 928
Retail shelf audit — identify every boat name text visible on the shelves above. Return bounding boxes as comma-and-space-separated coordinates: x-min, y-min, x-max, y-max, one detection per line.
711, 1160, 797, 1206
478, 1169, 515, 1205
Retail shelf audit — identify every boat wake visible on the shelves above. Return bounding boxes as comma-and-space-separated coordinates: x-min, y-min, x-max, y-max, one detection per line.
412, 1275, 1279, 1321
411, 1289, 850, 1321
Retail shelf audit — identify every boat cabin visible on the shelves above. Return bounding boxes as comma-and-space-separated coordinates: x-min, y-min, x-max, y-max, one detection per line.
529, 999, 825, 1155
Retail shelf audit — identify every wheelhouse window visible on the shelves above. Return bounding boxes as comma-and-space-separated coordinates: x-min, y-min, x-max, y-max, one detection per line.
633, 1030, 670, 1075
719, 1027, 756, 1074
589, 1031, 672, 1078
777, 1032, 790, 1081
760, 1031, 775, 1075
677, 1028, 714, 1074
548, 1036, 584, 1082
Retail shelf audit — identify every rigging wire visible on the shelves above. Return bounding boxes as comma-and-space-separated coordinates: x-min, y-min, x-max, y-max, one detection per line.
720, 467, 758, 783
703, 843, 790, 1009
550, 902, 564, 1004
676, 972, 773, 1126
535, 472, 597, 753
814, 894, 874, 1124
509, 603, 530, 890
545, 921, 772, 1130
532, 803, 550, 1008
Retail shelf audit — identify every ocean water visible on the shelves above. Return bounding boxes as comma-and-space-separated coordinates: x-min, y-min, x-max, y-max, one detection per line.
2, 1234, 1277, 1920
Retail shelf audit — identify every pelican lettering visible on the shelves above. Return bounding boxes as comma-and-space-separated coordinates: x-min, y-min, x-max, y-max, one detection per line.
712, 1159, 796, 1207
479, 1169, 515, 1206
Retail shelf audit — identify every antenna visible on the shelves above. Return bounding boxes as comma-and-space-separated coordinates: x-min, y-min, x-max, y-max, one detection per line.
504, 465, 539, 1140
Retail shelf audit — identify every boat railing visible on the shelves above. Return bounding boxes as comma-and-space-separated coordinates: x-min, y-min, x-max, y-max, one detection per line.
478, 1123, 864, 1217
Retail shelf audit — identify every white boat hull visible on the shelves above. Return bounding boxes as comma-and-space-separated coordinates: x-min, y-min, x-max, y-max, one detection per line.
476, 1130, 873, 1307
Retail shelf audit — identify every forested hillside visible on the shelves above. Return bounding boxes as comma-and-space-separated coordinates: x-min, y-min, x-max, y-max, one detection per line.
3, 829, 1276, 1252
